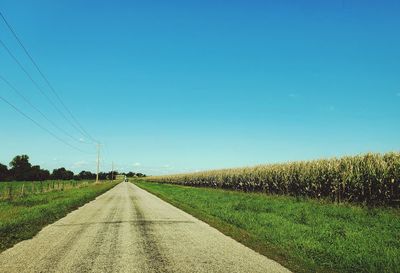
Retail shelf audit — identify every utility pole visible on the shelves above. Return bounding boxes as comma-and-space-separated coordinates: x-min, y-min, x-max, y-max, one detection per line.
111, 161, 114, 181
96, 143, 100, 183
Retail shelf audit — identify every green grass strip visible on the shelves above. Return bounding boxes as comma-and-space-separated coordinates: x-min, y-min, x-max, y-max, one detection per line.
0, 181, 119, 253
134, 180, 400, 273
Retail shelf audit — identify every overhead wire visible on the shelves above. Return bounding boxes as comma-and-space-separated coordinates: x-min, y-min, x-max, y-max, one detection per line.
0, 73, 88, 145
0, 95, 94, 154
102, 143, 113, 172
0, 38, 91, 141
0, 11, 98, 144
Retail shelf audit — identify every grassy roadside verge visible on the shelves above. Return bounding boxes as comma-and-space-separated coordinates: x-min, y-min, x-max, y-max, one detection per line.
0, 180, 96, 200
0, 181, 119, 253
134, 180, 400, 273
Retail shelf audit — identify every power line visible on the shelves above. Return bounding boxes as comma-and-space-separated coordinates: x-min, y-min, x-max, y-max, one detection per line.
96, 142, 101, 183
0, 74, 88, 145
0, 95, 94, 154
0, 38, 90, 140
103, 142, 115, 167
0, 11, 98, 143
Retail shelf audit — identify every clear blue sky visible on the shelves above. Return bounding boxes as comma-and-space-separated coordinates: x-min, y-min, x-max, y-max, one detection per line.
1, 0, 399, 175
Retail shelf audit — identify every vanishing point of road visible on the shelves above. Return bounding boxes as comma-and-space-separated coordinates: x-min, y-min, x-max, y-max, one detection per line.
0, 182, 290, 273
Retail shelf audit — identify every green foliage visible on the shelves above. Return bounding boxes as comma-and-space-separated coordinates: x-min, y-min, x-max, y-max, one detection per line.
145, 152, 400, 205
135, 181, 400, 273
0, 180, 95, 200
0, 154, 76, 182
0, 181, 119, 252
0, 163, 8, 181
0, 154, 100, 182
126, 172, 146, 178
51, 167, 74, 180
76, 170, 97, 180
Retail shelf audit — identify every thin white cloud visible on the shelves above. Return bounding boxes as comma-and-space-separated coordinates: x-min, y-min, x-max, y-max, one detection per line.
288, 93, 298, 98
73, 160, 89, 167
133, 162, 141, 167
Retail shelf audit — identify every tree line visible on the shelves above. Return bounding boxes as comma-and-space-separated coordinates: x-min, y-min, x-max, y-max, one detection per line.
126, 172, 146, 178
0, 155, 145, 182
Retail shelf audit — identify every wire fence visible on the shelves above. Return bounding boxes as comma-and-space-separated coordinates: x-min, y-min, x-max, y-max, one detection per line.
0, 180, 96, 201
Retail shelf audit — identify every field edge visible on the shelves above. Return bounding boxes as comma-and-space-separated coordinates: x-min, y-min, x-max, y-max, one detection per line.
0, 181, 120, 253
133, 180, 329, 273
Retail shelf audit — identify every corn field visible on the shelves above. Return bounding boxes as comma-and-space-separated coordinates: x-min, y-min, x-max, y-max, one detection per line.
145, 152, 400, 206
0, 180, 95, 201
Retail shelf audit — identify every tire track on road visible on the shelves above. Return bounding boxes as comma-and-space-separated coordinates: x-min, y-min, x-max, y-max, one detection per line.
0, 183, 291, 273
31, 193, 116, 272
130, 194, 172, 273
69, 194, 121, 273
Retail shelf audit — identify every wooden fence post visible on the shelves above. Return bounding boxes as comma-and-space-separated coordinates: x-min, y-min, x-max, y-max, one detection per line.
8, 184, 12, 200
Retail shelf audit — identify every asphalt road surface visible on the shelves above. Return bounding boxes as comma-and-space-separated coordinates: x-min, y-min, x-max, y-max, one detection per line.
0, 182, 290, 273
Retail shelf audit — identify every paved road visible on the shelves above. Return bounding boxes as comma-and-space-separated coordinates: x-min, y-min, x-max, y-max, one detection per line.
0, 182, 290, 273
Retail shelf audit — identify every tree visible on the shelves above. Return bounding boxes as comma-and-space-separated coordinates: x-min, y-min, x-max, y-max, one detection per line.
29, 165, 50, 181
51, 168, 74, 180
9, 155, 32, 181
126, 172, 136, 177
39, 169, 51, 181
0, 163, 9, 181
75, 171, 96, 180
98, 172, 108, 180
107, 171, 119, 180
125, 172, 146, 178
